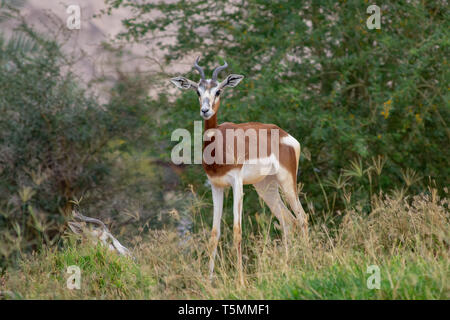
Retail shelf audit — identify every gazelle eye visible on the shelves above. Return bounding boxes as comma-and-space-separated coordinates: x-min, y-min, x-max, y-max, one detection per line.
215, 90, 221, 96
196, 90, 201, 97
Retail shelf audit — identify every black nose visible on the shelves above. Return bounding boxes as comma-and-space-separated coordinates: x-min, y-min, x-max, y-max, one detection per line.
201, 108, 208, 114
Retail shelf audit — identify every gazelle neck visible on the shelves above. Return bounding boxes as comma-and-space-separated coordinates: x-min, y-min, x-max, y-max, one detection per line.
203, 100, 220, 152
204, 113, 218, 131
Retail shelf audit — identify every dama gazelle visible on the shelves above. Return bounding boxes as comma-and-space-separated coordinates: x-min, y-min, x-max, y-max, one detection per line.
170, 57, 308, 284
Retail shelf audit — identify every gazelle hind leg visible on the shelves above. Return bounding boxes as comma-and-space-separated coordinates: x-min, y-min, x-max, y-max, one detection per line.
277, 172, 308, 239
253, 176, 296, 246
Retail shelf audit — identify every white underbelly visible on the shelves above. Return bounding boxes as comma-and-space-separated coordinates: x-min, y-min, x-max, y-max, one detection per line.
207, 155, 280, 187
241, 154, 279, 184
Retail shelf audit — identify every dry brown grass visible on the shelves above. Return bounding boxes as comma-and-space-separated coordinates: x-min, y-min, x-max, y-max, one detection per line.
1, 189, 449, 299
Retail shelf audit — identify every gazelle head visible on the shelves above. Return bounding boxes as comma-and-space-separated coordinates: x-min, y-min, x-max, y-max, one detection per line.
170, 57, 244, 120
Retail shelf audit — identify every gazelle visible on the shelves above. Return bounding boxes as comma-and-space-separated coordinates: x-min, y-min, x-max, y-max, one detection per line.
170, 57, 308, 284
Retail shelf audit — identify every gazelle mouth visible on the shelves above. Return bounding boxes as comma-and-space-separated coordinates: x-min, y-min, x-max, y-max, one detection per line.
201, 111, 213, 120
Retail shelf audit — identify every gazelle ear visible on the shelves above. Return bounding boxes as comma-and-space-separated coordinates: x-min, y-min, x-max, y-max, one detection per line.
170, 76, 197, 90
220, 74, 244, 89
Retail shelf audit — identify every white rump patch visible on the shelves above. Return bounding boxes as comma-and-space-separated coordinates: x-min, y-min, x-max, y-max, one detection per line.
281, 135, 299, 148
281, 135, 300, 161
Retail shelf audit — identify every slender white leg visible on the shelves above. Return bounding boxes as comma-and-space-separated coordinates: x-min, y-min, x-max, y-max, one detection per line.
208, 183, 224, 279
232, 176, 244, 285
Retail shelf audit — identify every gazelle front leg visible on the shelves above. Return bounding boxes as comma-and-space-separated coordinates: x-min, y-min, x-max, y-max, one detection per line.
232, 176, 244, 285
209, 184, 224, 280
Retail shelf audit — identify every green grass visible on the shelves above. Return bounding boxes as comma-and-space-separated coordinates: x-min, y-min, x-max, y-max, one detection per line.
2, 242, 447, 299
1, 191, 449, 300
268, 256, 448, 299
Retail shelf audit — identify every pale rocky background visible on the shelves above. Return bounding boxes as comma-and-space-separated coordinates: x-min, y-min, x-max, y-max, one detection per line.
6, 0, 192, 100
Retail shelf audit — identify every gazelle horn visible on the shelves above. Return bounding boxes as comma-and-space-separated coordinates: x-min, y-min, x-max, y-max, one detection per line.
194, 56, 205, 80
72, 210, 107, 230
212, 61, 228, 81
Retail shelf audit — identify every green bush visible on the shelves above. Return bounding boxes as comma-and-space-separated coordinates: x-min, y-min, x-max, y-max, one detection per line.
0, 16, 159, 267
105, 0, 449, 214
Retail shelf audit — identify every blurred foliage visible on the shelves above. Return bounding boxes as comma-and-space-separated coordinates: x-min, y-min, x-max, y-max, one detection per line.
0, 11, 165, 267
104, 0, 449, 214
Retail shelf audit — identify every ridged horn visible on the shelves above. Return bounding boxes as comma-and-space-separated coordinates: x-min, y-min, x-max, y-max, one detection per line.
212, 61, 228, 81
194, 56, 205, 80
73, 211, 107, 230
